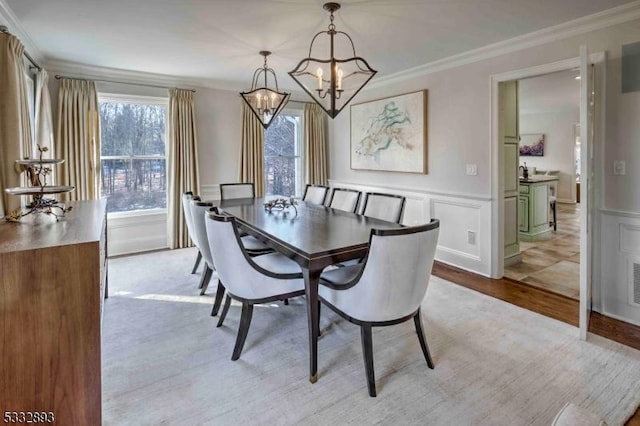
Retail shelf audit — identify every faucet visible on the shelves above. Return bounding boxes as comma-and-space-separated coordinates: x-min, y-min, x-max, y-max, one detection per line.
519, 163, 528, 179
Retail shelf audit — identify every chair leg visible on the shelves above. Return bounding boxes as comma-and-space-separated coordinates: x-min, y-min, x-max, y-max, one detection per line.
317, 300, 321, 336
283, 298, 289, 305
552, 201, 557, 231
210, 280, 225, 315
199, 266, 213, 295
191, 250, 202, 274
216, 295, 232, 327
198, 264, 209, 289
414, 309, 434, 369
231, 303, 254, 361
360, 323, 376, 397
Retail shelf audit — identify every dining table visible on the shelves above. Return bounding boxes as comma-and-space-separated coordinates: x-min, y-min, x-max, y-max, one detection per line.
218, 197, 403, 383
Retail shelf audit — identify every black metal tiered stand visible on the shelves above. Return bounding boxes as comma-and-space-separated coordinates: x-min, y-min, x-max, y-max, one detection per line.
4, 145, 74, 221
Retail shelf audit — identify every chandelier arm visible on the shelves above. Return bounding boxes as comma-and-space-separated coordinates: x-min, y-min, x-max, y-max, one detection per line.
250, 68, 262, 90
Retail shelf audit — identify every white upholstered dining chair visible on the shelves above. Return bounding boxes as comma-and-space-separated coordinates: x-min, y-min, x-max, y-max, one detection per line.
303, 184, 329, 206
205, 211, 305, 360
362, 192, 406, 224
318, 219, 440, 397
220, 182, 255, 200
182, 191, 202, 274
328, 188, 361, 213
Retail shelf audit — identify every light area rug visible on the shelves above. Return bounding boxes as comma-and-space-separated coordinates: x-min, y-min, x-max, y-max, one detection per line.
103, 248, 640, 425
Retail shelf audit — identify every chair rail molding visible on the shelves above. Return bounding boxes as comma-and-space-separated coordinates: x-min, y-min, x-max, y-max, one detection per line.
329, 180, 492, 277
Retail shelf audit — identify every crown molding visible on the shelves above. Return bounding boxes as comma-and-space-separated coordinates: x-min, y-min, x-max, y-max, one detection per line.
0, 0, 44, 62
369, 0, 640, 89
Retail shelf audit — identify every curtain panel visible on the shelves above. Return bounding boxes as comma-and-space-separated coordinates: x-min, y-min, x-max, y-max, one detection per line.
167, 88, 199, 249
303, 103, 328, 186
238, 103, 265, 197
35, 69, 54, 158
0, 33, 34, 217
55, 78, 101, 201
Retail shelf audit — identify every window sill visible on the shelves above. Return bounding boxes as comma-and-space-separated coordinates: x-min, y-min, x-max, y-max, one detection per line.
107, 208, 167, 220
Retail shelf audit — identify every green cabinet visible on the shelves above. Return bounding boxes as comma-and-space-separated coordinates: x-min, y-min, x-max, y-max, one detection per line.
518, 177, 557, 241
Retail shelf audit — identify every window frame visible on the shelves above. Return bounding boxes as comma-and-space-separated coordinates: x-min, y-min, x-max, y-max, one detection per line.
98, 93, 169, 216
263, 107, 305, 197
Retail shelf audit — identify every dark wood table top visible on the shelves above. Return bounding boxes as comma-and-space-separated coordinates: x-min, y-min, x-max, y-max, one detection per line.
219, 198, 403, 268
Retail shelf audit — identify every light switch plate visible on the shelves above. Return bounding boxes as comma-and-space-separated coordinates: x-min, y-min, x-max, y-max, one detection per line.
466, 164, 478, 176
614, 160, 626, 176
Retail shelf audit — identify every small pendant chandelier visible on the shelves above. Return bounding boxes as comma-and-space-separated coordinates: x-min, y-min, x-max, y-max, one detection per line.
288, 2, 377, 119
240, 51, 290, 129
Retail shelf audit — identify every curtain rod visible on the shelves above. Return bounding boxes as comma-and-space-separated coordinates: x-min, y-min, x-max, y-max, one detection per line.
0, 25, 42, 71
54, 74, 196, 93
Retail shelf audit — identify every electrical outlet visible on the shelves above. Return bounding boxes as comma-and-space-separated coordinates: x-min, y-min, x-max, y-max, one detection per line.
466, 164, 478, 176
467, 230, 476, 245
613, 160, 626, 176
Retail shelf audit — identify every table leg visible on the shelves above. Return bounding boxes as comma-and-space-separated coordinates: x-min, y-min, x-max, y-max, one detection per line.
303, 268, 321, 384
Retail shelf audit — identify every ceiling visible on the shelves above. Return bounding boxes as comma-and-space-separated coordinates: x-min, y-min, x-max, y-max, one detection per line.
4, 0, 635, 90
519, 69, 580, 115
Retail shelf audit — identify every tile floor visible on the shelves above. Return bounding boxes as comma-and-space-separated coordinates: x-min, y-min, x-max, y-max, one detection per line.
504, 203, 580, 299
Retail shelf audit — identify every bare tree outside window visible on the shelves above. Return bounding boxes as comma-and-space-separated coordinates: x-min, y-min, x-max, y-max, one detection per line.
264, 113, 302, 197
99, 99, 167, 213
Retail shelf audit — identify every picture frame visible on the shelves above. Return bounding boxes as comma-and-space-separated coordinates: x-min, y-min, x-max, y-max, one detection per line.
519, 133, 545, 156
350, 90, 428, 173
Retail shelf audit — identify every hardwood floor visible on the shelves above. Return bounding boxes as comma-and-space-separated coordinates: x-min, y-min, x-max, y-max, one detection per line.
432, 261, 640, 424
504, 203, 580, 299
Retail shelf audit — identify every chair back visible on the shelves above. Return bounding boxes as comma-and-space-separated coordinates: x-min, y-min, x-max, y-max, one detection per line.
362, 192, 406, 224
328, 188, 361, 213
303, 185, 329, 206
182, 192, 200, 245
220, 183, 255, 200
205, 212, 300, 300
190, 201, 215, 268
339, 220, 439, 322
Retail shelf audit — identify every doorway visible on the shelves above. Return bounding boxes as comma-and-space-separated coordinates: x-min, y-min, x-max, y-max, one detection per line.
490, 50, 604, 338
503, 69, 582, 300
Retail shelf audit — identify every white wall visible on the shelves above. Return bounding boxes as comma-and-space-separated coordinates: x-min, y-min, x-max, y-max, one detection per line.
329, 18, 640, 323
519, 110, 579, 202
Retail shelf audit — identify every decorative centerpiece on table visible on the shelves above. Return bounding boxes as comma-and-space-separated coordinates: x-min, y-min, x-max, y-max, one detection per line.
4, 145, 75, 221
264, 197, 298, 216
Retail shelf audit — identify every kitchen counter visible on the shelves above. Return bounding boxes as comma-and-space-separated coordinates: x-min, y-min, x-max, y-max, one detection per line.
519, 175, 559, 184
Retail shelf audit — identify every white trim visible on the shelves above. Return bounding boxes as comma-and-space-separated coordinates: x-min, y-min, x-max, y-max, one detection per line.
437, 246, 481, 263
327, 179, 492, 202
600, 309, 640, 328
0, 0, 43, 63
368, 1, 640, 89
601, 209, 640, 219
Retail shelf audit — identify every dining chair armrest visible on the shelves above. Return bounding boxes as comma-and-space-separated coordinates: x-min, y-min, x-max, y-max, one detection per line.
319, 264, 364, 290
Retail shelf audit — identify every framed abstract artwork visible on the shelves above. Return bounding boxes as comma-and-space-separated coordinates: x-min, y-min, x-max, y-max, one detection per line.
350, 90, 427, 173
519, 134, 545, 156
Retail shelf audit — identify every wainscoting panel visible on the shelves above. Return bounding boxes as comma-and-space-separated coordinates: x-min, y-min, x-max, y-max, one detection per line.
600, 210, 640, 326
108, 210, 167, 256
329, 180, 493, 276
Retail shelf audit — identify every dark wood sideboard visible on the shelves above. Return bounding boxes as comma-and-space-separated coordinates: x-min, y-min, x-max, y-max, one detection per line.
0, 200, 107, 425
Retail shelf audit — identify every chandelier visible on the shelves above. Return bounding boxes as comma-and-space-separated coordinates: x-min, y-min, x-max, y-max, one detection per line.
288, 2, 377, 118
240, 51, 290, 129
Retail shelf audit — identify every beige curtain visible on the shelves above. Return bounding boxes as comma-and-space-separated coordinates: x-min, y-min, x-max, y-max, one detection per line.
168, 88, 199, 249
238, 103, 265, 196
304, 103, 328, 185
35, 69, 54, 157
55, 78, 100, 201
0, 33, 33, 217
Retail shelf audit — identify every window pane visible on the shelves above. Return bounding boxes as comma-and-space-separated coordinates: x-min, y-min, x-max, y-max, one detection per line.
101, 158, 166, 213
100, 102, 166, 156
264, 114, 302, 197
99, 100, 167, 213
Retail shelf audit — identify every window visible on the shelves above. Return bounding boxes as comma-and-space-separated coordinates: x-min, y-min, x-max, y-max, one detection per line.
98, 95, 168, 213
264, 110, 303, 197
